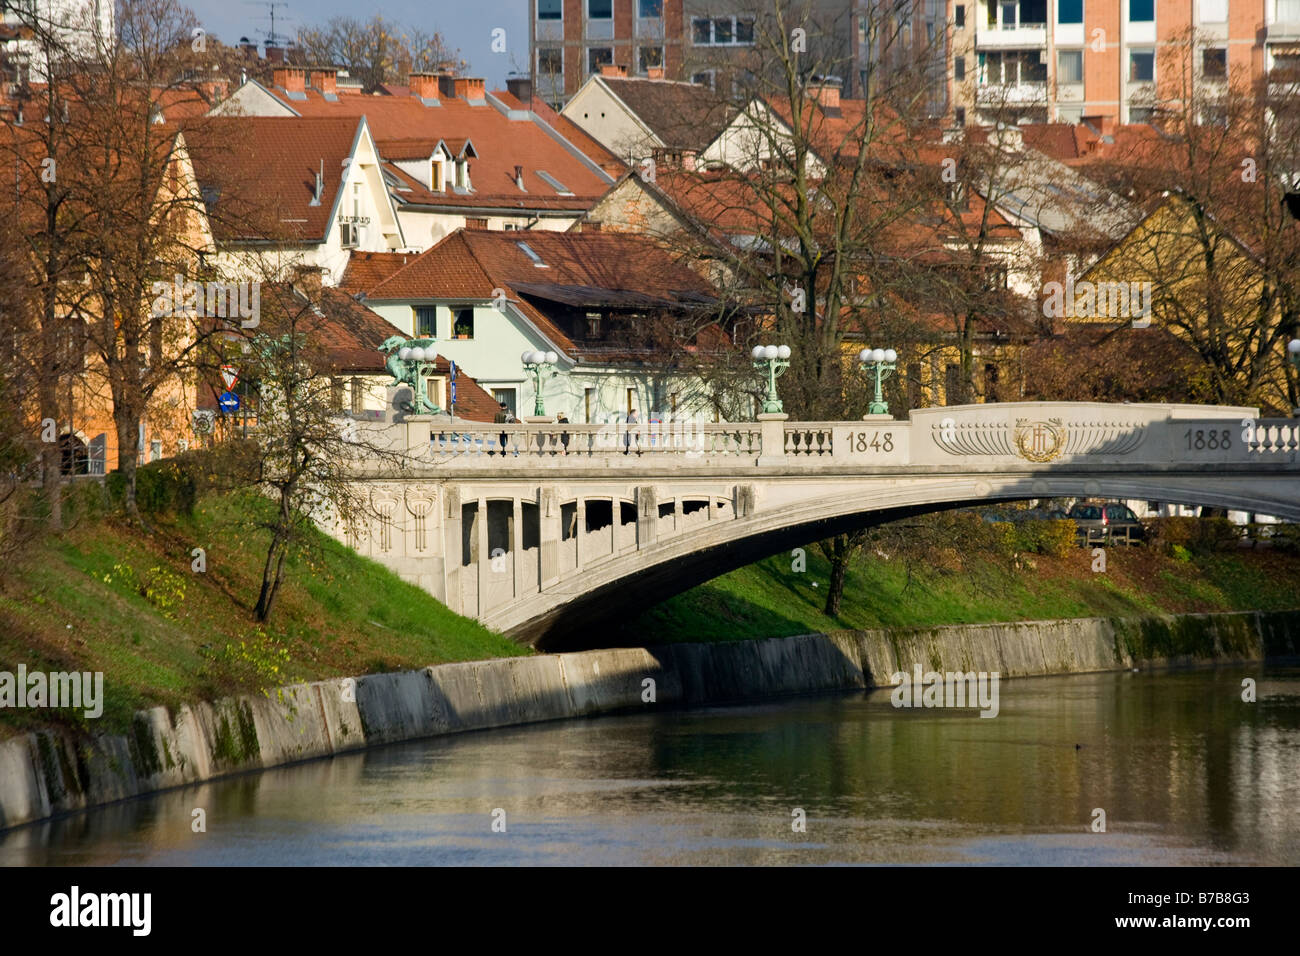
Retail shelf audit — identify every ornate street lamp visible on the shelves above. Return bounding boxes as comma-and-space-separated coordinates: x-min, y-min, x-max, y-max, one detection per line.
393, 338, 441, 414
751, 344, 791, 414
858, 346, 898, 416
522, 349, 558, 417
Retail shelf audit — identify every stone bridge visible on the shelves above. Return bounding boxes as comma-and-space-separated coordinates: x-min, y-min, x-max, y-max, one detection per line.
335, 402, 1300, 650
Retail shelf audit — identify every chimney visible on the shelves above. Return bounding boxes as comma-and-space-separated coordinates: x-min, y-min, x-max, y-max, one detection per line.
265, 44, 285, 65
647, 67, 665, 80
311, 67, 338, 98
293, 266, 325, 296
514, 165, 525, 190
807, 75, 842, 113
439, 75, 486, 103
238, 36, 257, 57
408, 72, 442, 104
310, 159, 324, 206
197, 74, 229, 104
272, 66, 306, 96
505, 74, 532, 104
600, 64, 628, 78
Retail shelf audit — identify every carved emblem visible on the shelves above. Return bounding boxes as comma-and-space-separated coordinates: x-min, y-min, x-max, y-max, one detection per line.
1012, 418, 1067, 462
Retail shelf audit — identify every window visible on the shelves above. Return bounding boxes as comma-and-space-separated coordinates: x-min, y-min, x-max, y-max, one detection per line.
693, 15, 754, 45
1280, 0, 1300, 19
465, 217, 489, 229
453, 308, 474, 339
538, 47, 562, 75
1058, 49, 1083, 83
493, 388, 517, 416
350, 377, 363, 414
415, 306, 437, 337
587, 0, 611, 19
584, 387, 595, 422
1130, 49, 1154, 82
586, 312, 602, 338
626, 388, 637, 415
517, 241, 548, 267
1199, 0, 1227, 21
1129, 0, 1153, 22
955, 106, 966, 125
587, 47, 613, 74
638, 46, 664, 73
1058, 0, 1083, 23
1130, 105, 1155, 122
150, 439, 162, 463
955, 56, 966, 81
537, 0, 561, 20
638, 0, 662, 16
1202, 47, 1226, 80
692, 70, 715, 88
1000, 0, 1016, 28
955, 4, 965, 27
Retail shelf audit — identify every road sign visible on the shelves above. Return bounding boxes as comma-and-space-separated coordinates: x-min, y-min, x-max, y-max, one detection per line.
221, 365, 238, 390
218, 391, 240, 413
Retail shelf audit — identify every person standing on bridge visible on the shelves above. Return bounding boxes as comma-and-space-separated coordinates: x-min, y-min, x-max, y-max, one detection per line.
625, 408, 639, 455
557, 413, 570, 455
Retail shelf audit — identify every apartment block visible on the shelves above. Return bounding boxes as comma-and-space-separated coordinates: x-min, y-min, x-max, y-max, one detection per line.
531, 1, 860, 107
954, 0, 1296, 126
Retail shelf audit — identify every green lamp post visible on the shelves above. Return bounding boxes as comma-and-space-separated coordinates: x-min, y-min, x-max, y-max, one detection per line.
858, 346, 898, 416
522, 349, 558, 417
751, 344, 791, 414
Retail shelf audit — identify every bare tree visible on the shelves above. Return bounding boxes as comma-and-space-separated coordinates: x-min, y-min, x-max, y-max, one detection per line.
294, 15, 463, 92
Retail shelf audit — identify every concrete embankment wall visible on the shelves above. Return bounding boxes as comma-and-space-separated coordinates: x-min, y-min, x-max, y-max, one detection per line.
2, 609, 1297, 831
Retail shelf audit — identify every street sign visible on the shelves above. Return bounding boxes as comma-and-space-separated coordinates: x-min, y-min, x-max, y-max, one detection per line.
221, 365, 238, 390
218, 391, 240, 413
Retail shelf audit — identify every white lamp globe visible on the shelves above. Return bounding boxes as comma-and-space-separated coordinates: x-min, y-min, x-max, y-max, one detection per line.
751, 345, 766, 360
764, 345, 779, 360
521, 350, 533, 364
858, 347, 871, 362
777, 345, 791, 360
409, 347, 426, 362
884, 348, 898, 363
398, 347, 412, 361
1289, 339, 1300, 355
871, 348, 885, 362
545, 351, 558, 364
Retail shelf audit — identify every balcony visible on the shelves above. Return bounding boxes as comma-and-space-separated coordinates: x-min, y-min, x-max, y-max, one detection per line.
976, 81, 1048, 105
1267, 21, 1300, 43
975, 23, 1047, 49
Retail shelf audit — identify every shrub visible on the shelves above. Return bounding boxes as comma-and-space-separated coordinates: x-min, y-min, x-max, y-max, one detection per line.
1149, 516, 1241, 555
1013, 519, 1077, 557
107, 452, 214, 516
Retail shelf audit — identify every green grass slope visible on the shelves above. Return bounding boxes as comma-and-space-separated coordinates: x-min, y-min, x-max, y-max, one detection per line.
615, 545, 1300, 644
0, 492, 525, 738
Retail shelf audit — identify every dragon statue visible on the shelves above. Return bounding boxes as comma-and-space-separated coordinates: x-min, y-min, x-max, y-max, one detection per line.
379, 335, 443, 415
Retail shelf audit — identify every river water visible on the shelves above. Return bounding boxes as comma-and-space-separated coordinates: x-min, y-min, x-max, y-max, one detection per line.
2, 666, 1297, 866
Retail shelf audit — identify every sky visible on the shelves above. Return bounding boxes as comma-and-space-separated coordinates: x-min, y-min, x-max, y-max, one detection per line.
189, 0, 530, 88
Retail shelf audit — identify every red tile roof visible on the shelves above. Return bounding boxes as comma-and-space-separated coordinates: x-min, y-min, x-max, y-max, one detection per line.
339, 251, 421, 293
359, 229, 720, 356
255, 84, 616, 212
496, 90, 626, 178
181, 116, 363, 242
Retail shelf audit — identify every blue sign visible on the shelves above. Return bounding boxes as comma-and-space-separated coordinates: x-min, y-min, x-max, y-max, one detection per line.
449, 361, 457, 405
218, 391, 240, 413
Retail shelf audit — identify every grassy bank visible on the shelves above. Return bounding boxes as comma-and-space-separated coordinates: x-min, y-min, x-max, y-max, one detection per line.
0, 492, 525, 739
616, 534, 1300, 644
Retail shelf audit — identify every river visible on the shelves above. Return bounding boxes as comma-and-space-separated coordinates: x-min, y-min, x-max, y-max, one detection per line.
2, 666, 1297, 865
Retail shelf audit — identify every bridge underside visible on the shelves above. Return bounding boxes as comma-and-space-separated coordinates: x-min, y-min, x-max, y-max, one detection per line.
471, 470, 1300, 651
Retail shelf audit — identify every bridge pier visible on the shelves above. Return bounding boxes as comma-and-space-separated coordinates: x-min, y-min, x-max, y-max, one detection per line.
476, 495, 489, 617
637, 486, 657, 549
540, 486, 561, 589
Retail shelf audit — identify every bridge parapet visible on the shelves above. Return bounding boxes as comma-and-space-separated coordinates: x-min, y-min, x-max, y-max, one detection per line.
350, 403, 1297, 473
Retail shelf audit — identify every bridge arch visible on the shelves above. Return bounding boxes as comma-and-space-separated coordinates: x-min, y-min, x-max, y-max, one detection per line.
492, 472, 1300, 650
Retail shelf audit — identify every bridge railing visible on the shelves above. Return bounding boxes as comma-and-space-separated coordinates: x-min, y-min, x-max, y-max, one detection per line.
422, 421, 763, 460
358, 407, 1299, 470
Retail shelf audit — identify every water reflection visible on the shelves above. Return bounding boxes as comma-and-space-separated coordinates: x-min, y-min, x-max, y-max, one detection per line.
2, 667, 1296, 865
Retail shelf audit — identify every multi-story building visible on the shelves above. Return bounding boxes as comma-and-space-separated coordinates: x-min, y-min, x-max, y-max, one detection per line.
954, 0, 1296, 126
531, 1, 864, 108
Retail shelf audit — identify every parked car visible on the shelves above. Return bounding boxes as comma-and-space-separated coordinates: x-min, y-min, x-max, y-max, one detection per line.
1068, 502, 1146, 545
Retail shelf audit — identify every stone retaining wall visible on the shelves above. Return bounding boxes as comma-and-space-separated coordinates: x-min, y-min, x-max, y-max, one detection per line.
2, 609, 1296, 831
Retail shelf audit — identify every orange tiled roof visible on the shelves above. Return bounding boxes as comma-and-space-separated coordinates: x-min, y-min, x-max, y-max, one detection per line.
256, 84, 615, 211
182, 116, 363, 242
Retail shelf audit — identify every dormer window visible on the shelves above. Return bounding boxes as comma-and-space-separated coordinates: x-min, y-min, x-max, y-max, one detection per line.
431, 159, 444, 191
455, 159, 469, 190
